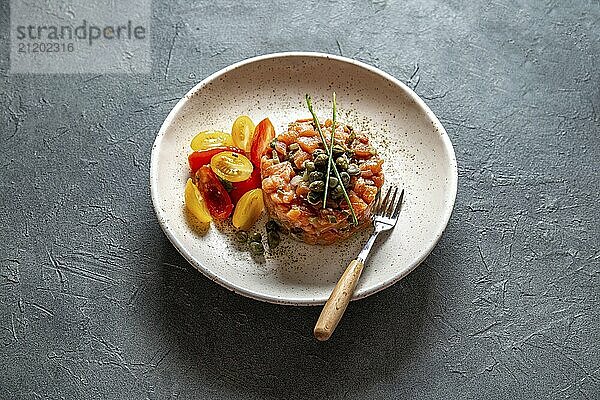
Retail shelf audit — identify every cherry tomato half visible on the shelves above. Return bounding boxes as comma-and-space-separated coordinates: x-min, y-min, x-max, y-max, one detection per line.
195, 166, 233, 220
229, 167, 261, 204
232, 189, 264, 230
184, 178, 212, 223
188, 146, 244, 173
250, 118, 275, 167
190, 130, 234, 151
210, 151, 254, 183
231, 116, 255, 152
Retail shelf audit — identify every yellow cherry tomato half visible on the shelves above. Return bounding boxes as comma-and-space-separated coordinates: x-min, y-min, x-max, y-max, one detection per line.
232, 189, 264, 230
190, 130, 234, 151
231, 116, 255, 152
210, 151, 253, 183
184, 178, 212, 223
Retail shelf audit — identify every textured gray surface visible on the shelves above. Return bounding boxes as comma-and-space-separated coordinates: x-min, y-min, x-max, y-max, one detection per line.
1, 1, 599, 399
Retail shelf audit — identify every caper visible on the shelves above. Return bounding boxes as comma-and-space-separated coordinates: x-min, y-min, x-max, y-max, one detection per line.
336, 156, 349, 170
288, 143, 300, 152
302, 170, 310, 182
267, 230, 281, 249
309, 171, 324, 182
235, 231, 249, 243
332, 144, 346, 156
347, 130, 356, 142
328, 177, 339, 188
309, 180, 325, 192
345, 150, 355, 159
314, 154, 328, 169
249, 232, 262, 243
266, 220, 279, 232
347, 163, 360, 176
331, 185, 344, 199
307, 191, 321, 205
303, 160, 315, 172
249, 241, 265, 255
312, 148, 326, 157
340, 172, 351, 187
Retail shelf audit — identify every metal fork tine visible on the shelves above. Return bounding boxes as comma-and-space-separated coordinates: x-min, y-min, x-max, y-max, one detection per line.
391, 189, 405, 219
379, 187, 392, 216
372, 190, 382, 214
386, 187, 398, 217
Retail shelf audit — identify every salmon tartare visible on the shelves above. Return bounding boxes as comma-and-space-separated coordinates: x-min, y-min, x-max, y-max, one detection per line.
261, 119, 384, 245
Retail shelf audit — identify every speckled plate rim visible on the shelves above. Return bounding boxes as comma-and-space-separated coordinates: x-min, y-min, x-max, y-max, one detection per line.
150, 51, 458, 306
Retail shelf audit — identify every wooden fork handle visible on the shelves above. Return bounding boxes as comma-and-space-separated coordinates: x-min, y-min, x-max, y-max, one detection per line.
314, 259, 365, 341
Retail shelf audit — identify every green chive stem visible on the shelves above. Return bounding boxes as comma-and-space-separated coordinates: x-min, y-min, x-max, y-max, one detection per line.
323, 92, 336, 207
305, 94, 358, 225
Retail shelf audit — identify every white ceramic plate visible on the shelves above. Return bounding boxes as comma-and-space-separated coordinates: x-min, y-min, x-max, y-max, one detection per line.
150, 52, 457, 305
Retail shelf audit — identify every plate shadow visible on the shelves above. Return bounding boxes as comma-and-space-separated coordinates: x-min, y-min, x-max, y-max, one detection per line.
142, 237, 435, 399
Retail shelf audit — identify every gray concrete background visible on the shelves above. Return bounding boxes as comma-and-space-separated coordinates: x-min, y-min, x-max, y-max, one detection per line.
1, 1, 598, 399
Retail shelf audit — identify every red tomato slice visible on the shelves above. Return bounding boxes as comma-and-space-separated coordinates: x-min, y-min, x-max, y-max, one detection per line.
188, 146, 244, 173
229, 167, 261, 205
250, 118, 275, 167
195, 166, 234, 219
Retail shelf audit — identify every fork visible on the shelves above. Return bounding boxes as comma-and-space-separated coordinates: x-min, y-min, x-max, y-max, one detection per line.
314, 186, 405, 341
